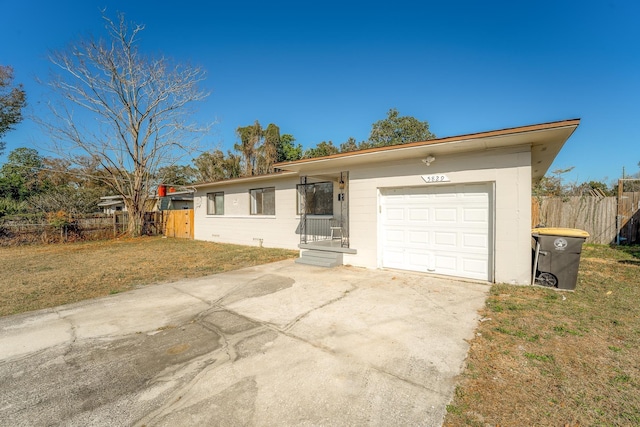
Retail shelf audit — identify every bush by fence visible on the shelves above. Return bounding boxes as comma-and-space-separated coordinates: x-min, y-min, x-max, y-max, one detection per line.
0, 212, 168, 246
0, 214, 115, 246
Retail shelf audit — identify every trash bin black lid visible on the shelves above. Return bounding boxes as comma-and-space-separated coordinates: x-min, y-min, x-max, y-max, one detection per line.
532, 227, 590, 238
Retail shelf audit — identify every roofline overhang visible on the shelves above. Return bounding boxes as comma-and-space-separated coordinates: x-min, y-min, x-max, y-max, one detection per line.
190, 119, 580, 188
274, 118, 580, 180
192, 171, 299, 189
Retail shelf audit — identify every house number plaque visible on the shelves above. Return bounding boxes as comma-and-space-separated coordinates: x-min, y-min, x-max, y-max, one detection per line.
421, 174, 450, 183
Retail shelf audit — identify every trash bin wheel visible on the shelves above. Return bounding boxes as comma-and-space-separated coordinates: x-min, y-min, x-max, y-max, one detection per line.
535, 272, 558, 288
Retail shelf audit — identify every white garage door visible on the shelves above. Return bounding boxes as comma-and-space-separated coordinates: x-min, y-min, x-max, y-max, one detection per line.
380, 183, 492, 281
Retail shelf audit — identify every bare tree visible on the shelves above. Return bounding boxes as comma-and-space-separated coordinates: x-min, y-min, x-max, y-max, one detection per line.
41, 12, 210, 236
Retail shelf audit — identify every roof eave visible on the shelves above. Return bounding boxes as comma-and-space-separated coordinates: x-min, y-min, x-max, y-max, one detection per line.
274, 119, 580, 178
191, 171, 299, 189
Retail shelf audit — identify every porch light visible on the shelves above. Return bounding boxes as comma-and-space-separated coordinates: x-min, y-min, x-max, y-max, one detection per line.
422, 155, 436, 166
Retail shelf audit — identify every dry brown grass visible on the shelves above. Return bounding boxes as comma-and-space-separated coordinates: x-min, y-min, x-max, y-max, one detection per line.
444, 245, 640, 426
1, 236, 298, 317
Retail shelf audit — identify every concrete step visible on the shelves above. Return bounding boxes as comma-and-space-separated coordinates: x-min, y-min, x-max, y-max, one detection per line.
295, 250, 343, 268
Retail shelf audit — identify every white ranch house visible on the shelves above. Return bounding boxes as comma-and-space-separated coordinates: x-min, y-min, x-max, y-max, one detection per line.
192, 119, 580, 284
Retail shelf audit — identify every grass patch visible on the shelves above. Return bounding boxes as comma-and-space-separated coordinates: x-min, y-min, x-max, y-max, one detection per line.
0, 236, 298, 316
444, 244, 640, 426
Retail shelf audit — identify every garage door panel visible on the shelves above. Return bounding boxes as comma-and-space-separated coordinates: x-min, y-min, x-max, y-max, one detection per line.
463, 258, 489, 277
463, 208, 488, 222
407, 252, 430, 271
408, 193, 429, 200
462, 233, 488, 249
381, 184, 491, 281
385, 207, 405, 221
408, 230, 429, 245
427, 187, 458, 199
383, 249, 430, 272
434, 254, 457, 271
434, 231, 456, 247
434, 208, 457, 222
384, 192, 405, 200
384, 230, 406, 245
408, 208, 428, 221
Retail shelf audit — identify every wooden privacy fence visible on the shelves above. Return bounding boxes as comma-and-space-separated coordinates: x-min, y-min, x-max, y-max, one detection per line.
1, 210, 194, 245
113, 210, 193, 239
163, 209, 194, 239
532, 194, 640, 245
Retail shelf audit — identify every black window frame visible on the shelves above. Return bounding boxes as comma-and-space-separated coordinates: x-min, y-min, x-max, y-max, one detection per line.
296, 181, 334, 216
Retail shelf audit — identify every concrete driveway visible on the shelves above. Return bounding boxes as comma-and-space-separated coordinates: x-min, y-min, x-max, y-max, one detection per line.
0, 259, 489, 426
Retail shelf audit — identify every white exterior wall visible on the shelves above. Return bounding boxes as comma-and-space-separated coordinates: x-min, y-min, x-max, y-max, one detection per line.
192, 146, 533, 284
194, 176, 301, 250
342, 146, 532, 284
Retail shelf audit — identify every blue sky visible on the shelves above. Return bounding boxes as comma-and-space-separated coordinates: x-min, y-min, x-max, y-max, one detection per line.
1, 0, 639, 185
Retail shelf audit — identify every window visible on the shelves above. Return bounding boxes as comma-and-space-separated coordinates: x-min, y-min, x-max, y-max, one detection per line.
207, 192, 224, 215
297, 182, 333, 215
250, 187, 275, 215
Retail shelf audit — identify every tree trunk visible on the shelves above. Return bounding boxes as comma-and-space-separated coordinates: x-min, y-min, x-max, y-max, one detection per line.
127, 209, 145, 237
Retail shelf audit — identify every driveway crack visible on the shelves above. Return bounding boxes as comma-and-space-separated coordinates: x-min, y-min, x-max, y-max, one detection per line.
281, 285, 356, 332
168, 285, 214, 307
52, 308, 77, 355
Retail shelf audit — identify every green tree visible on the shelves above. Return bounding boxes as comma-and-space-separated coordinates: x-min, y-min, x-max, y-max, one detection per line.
0, 65, 27, 156
276, 134, 302, 163
368, 108, 435, 148
303, 141, 339, 159
41, 12, 209, 236
0, 148, 47, 201
157, 164, 197, 186
194, 149, 242, 182
575, 180, 614, 197
532, 175, 563, 197
235, 121, 263, 176
339, 137, 363, 153
0, 197, 27, 217
258, 123, 280, 174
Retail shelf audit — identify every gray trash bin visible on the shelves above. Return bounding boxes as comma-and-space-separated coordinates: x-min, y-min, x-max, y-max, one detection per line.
532, 228, 589, 290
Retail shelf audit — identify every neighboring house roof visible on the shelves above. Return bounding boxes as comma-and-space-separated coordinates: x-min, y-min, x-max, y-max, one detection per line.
99, 191, 194, 201
97, 200, 123, 207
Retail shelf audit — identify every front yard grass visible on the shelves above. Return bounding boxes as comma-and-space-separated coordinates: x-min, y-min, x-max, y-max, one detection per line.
444, 244, 640, 426
1, 236, 298, 317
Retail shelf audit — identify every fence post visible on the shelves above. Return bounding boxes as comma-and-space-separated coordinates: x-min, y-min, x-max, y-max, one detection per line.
616, 179, 623, 245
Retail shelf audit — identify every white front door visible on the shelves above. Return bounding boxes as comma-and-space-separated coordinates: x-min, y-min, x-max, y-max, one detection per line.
380, 183, 492, 281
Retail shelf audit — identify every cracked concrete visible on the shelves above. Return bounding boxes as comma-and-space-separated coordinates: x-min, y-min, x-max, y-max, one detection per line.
0, 259, 489, 426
